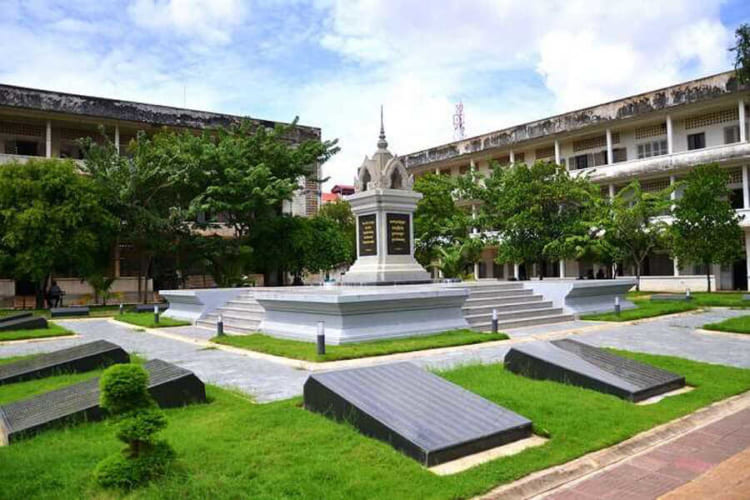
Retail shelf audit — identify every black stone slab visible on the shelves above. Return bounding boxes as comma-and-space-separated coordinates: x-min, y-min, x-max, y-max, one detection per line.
0, 312, 32, 323
50, 307, 90, 318
650, 293, 692, 302
0, 359, 206, 444
0, 340, 129, 385
304, 362, 532, 466
505, 339, 685, 402
133, 303, 168, 313
0, 315, 47, 332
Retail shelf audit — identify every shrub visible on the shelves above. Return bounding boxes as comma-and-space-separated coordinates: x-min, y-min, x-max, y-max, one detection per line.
95, 363, 175, 489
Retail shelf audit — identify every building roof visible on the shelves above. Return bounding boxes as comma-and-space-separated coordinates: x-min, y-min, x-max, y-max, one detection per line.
404, 70, 749, 169
322, 193, 340, 203
0, 83, 320, 141
331, 184, 355, 194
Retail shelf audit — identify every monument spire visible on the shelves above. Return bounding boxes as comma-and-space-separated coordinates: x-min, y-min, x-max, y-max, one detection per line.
377, 105, 388, 150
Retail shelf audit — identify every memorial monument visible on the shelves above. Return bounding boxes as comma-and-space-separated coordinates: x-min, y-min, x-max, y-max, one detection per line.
341, 109, 431, 285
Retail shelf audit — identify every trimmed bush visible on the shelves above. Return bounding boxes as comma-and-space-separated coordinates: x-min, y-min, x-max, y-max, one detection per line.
95, 363, 175, 489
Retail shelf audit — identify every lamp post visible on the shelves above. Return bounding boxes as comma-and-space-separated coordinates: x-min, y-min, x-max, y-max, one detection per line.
217, 314, 224, 337
491, 308, 498, 334
153, 304, 159, 325
317, 321, 325, 355
614, 296, 621, 316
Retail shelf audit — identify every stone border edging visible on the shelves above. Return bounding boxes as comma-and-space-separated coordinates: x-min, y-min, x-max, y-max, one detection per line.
694, 328, 750, 340
0, 333, 82, 346
478, 389, 750, 499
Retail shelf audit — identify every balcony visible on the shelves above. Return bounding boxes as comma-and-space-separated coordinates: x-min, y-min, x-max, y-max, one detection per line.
0, 153, 85, 166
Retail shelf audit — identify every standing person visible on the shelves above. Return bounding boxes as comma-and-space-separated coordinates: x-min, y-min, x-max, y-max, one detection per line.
47, 281, 63, 308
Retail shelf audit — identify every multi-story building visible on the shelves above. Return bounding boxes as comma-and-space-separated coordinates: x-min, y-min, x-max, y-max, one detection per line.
0, 84, 322, 305
404, 71, 750, 292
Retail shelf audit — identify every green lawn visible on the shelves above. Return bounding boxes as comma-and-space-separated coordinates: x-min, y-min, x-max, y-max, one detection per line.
212, 329, 509, 362
0, 322, 74, 342
0, 305, 122, 319
581, 298, 697, 322
0, 351, 748, 499
703, 314, 750, 334
114, 312, 189, 329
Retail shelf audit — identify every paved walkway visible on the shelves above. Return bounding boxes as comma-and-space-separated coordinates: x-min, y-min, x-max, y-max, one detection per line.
541, 406, 750, 499
1, 309, 749, 402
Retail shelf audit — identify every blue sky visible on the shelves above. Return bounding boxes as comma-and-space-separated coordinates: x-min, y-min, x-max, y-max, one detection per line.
1, 0, 749, 187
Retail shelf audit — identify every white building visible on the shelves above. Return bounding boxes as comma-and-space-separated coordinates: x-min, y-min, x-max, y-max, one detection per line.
404, 71, 750, 292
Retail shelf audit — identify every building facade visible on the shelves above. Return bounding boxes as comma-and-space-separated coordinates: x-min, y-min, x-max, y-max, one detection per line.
0, 84, 322, 305
404, 71, 750, 292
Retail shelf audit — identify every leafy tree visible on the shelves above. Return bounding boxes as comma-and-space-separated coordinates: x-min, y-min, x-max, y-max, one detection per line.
94, 364, 175, 489
317, 200, 356, 269
670, 164, 743, 292
413, 173, 469, 267
0, 159, 116, 308
475, 161, 597, 278
435, 238, 485, 279
731, 23, 750, 84
596, 181, 672, 291
306, 214, 355, 276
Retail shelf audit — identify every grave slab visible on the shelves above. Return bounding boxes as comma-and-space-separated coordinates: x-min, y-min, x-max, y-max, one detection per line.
0, 340, 129, 385
50, 307, 90, 318
304, 362, 532, 466
133, 303, 168, 313
0, 312, 32, 323
0, 359, 206, 444
504, 339, 685, 402
0, 315, 47, 332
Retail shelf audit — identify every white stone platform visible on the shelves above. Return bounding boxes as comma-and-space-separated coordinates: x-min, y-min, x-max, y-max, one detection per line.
523, 278, 637, 315
254, 284, 470, 344
160, 288, 250, 322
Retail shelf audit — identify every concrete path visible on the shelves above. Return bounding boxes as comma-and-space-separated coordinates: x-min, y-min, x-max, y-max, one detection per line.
1, 308, 749, 402
541, 406, 750, 499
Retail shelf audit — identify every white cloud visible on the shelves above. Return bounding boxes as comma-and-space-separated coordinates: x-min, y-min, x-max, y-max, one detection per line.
128, 0, 247, 44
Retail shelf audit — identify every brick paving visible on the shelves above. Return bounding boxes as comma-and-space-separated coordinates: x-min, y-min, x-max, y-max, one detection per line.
542, 407, 750, 499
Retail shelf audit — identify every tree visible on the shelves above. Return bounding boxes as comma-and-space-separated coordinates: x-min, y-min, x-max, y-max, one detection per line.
413, 173, 469, 267
475, 161, 597, 278
731, 23, 750, 84
317, 200, 356, 270
596, 181, 672, 291
0, 159, 116, 308
670, 164, 743, 292
307, 211, 355, 276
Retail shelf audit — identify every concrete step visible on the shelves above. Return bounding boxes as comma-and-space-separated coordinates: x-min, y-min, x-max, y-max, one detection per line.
462, 300, 554, 315
196, 319, 260, 334
467, 288, 532, 299
460, 282, 525, 291
464, 294, 536, 307
223, 300, 263, 309
203, 312, 264, 324
465, 307, 564, 324
207, 305, 264, 316
470, 313, 574, 332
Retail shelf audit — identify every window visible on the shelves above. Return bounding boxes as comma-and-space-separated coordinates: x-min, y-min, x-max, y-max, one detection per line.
730, 188, 744, 210
613, 148, 627, 163
637, 139, 668, 159
725, 125, 741, 144
574, 154, 588, 170
687, 132, 705, 151
14, 140, 39, 156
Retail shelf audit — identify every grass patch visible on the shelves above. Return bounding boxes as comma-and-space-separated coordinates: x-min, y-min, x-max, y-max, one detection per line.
685, 292, 750, 308
212, 329, 509, 362
0, 322, 74, 342
114, 313, 189, 329
0, 351, 748, 499
703, 314, 750, 334
581, 296, 697, 322
0, 305, 122, 319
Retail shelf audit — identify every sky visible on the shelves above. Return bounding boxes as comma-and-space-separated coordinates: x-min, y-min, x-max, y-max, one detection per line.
1, 0, 749, 189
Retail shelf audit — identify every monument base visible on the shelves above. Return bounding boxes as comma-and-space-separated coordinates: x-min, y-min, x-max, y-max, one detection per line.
254, 284, 469, 344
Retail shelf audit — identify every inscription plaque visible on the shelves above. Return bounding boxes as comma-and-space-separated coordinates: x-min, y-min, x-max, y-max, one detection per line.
387, 213, 410, 255
358, 214, 377, 256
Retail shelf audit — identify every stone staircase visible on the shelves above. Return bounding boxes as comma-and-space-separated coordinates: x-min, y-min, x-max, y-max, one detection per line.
196, 290, 264, 334
460, 281, 573, 331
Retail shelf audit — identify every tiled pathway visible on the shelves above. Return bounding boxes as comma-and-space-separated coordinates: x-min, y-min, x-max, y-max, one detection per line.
542, 407, 750, 499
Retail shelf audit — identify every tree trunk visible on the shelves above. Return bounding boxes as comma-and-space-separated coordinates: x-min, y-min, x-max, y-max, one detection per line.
635, 262, 641, 292
706, 262, 711, 293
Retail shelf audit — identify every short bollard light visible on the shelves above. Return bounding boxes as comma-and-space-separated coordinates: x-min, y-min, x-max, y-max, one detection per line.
317, 321, 325, 356
614, 296, 621, 316
153, 304, 159, 325
119, 303, 124, 315
491, 308, 498, 334
217, 314, 224, 336
686, 288, 691, 300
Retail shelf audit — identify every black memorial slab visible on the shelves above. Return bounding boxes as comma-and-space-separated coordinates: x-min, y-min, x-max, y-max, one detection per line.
50, 307, 90, 318
505, 339, 685, 402
0, 340, 129, 385
358, 214, 377, 256
0, 359, 206, 444
133, 303, 168, 313
304, 362, 532, 466
0, 312, 32, 323
0, 314, 47, 332
386, 213, 410, 255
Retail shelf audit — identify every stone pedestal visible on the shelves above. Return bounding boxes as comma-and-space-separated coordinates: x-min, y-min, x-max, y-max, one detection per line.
342, 189, 431, 285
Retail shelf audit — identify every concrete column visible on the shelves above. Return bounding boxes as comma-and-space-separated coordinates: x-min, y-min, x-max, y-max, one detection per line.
435, 168, 439, 175
554, 140, 561, 166
606, 128, 613, 165
673, 258, 679, 277
666, 115, 673, 154
469, 158, 476, 172
513, 263, 520, 280
473, 262, 479, 280
608, 183, 615, 200
670, 175, 676, 212
743, 165, 749, 210
45, 120, 51, 158
740, 99, 747, 143
746, 232, 750, 291
115, 125, 120, 154
559, 260, 565, 278
509, 149, 515, 164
